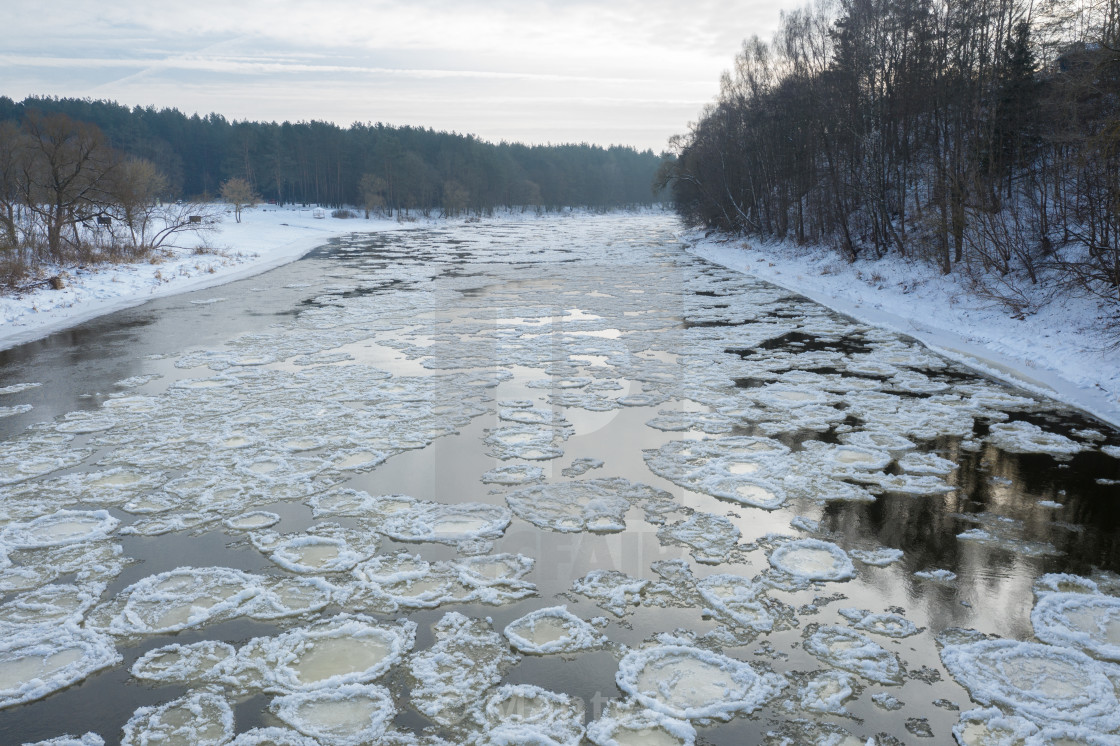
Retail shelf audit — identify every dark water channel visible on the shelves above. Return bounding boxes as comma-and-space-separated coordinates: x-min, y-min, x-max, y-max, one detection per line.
0, 213, 1118, 745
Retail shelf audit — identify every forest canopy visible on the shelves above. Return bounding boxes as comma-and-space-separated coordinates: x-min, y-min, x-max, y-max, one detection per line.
0, 96, 664, 214
660, 0, 1120, 309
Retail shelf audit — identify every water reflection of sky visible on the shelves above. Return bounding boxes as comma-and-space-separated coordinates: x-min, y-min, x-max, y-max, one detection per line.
0, 214, 1118, 744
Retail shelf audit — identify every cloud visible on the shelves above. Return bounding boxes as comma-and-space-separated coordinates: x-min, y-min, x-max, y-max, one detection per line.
2, 0, 798, 149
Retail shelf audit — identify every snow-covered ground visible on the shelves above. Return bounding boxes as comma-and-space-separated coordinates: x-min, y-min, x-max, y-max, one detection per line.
0, 205, 407, 352
686, 233, 1120, 429
2, 206, 1117, 429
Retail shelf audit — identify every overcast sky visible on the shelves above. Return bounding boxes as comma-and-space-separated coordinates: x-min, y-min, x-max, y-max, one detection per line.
2, 0, 795, 153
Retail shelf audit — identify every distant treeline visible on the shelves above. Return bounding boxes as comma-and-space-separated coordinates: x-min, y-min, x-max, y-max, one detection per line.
0, 96, 663, 213
660, 0, 1120, 308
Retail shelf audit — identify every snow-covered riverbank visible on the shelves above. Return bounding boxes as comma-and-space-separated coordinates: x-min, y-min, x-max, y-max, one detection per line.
0, 205, 407, 352
687, 232, 1120, 429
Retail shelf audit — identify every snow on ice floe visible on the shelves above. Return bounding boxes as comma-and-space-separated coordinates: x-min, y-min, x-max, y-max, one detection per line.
1034, 573, 1099, 596
792, 670, 860, 715
267, 534, 371, 574
503, 605, 605, 654
0, 582, 104, 627
986, 421, 1085, 457
571, 570, 649, 616
226, 727, 320, 745
271, 683, 395, 745
408, 612, 519, 727
474, 684, 585, 745
234, 614, 415, 692
0, 624, 120, 709
22, 734, 105, 746
838, 608, 920, 638
849, 547, 904, 567
223, 510, 281, 531
803, 625, 903, 684
615, 645, 785, 720
121, 691, 234, 745
485, 424, 566, 461
657, 513, 741, 564
0, 511, 119, 549
481, 464, 544, 485
940, 638, 1120, 731
380, 500, 511, 545
344, 552, 536, 611
586, 700, 697, 746
696, 574, 774, 632
1031, 592, 1120, 661
131, 640, 235, 685
506, 478, 674, 533
767, 539, 855, 582
106, 566, 330, 636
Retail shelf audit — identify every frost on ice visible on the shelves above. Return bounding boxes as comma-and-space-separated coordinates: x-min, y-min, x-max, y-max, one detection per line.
616, 645, 785, 720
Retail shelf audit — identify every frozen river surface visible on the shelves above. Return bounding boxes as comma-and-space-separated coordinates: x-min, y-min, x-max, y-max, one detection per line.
1, 212, 1119, 745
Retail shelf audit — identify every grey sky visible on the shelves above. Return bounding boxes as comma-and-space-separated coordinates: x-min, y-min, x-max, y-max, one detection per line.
3, 0, 796, 152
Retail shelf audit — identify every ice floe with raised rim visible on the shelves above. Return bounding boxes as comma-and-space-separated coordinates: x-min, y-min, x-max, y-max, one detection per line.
107, 566, 268, 635
803, 625, 903, 684
380, 500, 510, 544
507, 478, 674, 533
503, 605, 605, 654
696, 574, 774, 632
768, 538, 855, 582
22, 734, 105, 746
1, 510, 119, 549
234, 613, 415, 692
793, 670, 860, 715
227, 727, 321, 745
838, 607, 920, 638
1031, 592, 1120, 662
0, 582, 104, 628
485, 424, 566, 461
657, 512, 740, 564
474, 683, 585, 745
267, 534, 372, 574
586, 699, 696, 746
121, 691, 234, 746
987, 421, 1085, 457
408, 612, 519, 727
571, 570, 649, 616
131, 639, 235, 685
849, 547, 904, 567
615, 645, 785, 720
271, 683, 395, 746
0, 623, 121, 709
940, 638, 1120, 730
481, 464, 544, 485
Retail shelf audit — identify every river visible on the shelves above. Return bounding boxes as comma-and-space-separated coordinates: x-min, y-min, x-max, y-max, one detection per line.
1, 212, 1118, 745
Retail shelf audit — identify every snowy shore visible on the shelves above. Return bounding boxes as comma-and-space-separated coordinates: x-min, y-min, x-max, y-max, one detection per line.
0, 205, 405, 352
2, 207, 1117, 429
686, 233, 1120, 430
